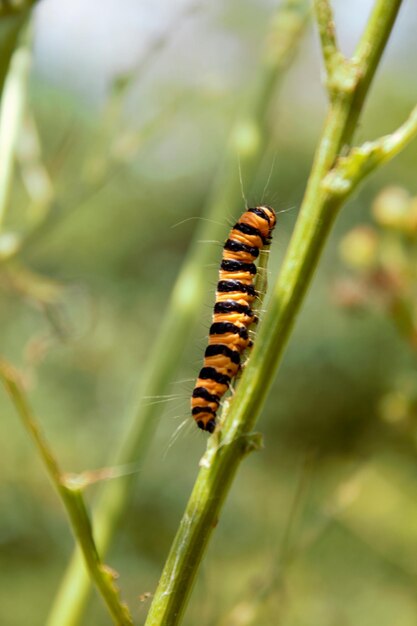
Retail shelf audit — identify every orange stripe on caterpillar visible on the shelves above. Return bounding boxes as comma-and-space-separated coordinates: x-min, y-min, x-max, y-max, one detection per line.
191, 205, 276, 433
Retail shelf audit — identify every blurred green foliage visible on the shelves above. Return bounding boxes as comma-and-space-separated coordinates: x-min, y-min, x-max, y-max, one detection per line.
1, 2, 417, 625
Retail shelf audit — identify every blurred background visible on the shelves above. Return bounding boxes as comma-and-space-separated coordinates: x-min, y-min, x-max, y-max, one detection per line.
1, 1, 417, 625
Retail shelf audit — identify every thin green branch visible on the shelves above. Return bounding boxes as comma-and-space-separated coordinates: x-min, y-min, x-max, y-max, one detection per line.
0, 7, 30, 94
46, 3, 310, 625
342, 0, 403, 145
0, 23, 31, 230
144, 2, 408, 625
313, 0, 342, 85
313, 0, 360, 101
324, 104, 417, 197
0, 361, 134, 626
0, 0, 38, 17
313, 0, 337, 57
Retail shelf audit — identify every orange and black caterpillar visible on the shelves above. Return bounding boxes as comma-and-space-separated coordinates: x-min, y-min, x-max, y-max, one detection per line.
191, 205, 276, 433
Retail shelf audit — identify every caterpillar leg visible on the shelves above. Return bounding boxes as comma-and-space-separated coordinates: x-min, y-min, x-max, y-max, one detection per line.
240, 355, 251, 370
240, 340, 255, 368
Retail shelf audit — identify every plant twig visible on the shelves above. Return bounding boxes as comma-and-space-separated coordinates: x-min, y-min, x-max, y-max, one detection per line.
46, 3, 310, 625
0, 22, 31, 230
313, 0, 341, 85
0, 8, 31, 96
144, 2, 409, 625
324, 104, 417, 197
0, 0, 38, 17
0, 361, 134, 626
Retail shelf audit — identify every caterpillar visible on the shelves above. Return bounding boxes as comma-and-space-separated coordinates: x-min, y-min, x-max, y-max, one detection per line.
191, 205, 276, 433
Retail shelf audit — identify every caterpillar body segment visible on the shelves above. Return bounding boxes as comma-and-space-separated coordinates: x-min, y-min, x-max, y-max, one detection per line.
191, 205, 276, 433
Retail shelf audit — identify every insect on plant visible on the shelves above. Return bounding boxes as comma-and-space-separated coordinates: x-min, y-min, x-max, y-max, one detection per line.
192, 205, 276, 432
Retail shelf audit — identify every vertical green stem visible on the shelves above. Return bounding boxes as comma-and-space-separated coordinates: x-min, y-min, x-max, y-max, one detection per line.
144, 2, 405, 625
0, 9, 30, 94
0, 23, 31, 229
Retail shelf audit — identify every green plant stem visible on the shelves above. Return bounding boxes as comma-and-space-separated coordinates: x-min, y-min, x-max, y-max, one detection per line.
340, 0, 404, 144
0, 1, 38, 18
314, 0, 339, 79
0, 9, 30, 95
46, 4, 310, 626
324, 104, 417, 197
0, 23, 31, 230
0, 362, 134, 626
144, 2, 408, 625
